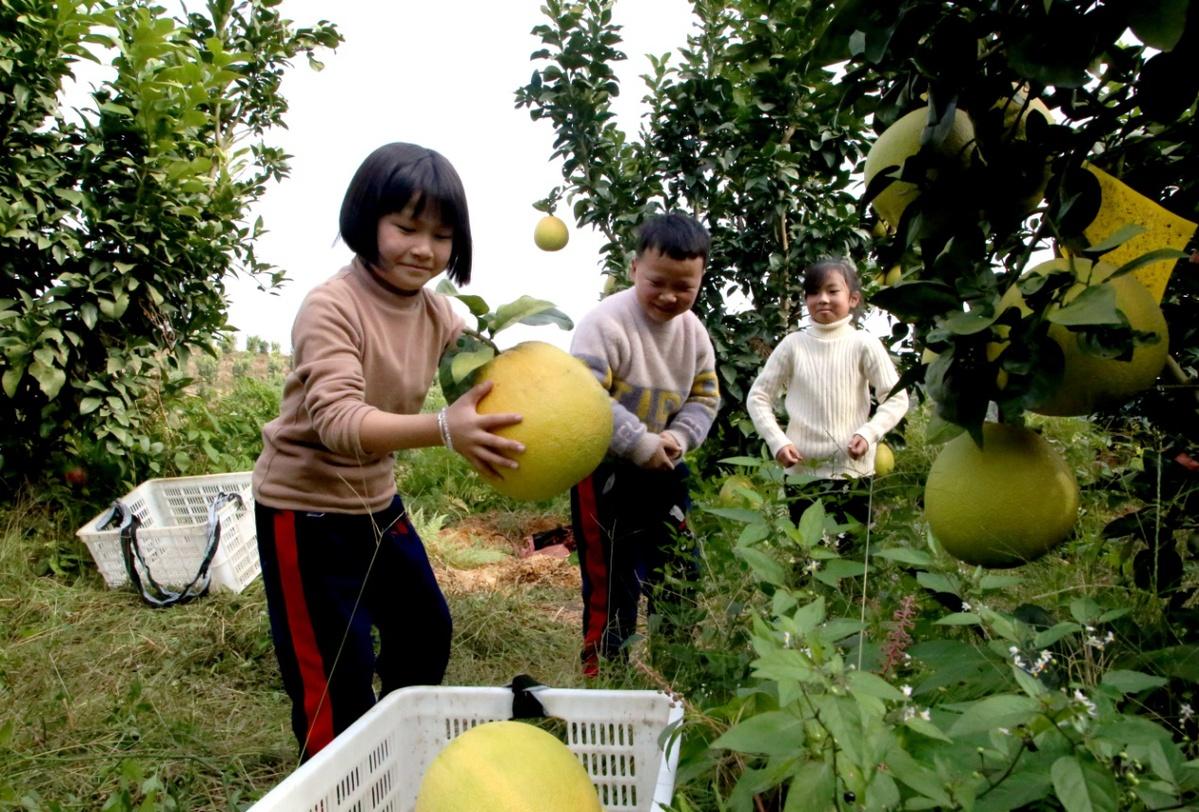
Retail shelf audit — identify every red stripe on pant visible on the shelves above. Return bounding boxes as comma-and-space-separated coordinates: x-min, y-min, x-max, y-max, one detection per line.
577, 474, 609, 674
274, 512, 335, 755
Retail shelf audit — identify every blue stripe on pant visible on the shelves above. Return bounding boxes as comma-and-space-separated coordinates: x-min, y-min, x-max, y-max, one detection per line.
256, 494, 451, 759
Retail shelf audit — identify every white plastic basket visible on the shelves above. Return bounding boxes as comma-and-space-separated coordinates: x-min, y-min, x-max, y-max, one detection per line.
75, 472, 259, 593
248, 685, 685, 812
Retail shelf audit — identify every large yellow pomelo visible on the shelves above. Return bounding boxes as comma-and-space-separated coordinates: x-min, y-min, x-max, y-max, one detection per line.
1025, 258, 1169, 416
863, 106, 975, 229
415, 720, 602, 812
533, 215, 569, 251
925, 423, 1079, 568
475, 341, 612, 501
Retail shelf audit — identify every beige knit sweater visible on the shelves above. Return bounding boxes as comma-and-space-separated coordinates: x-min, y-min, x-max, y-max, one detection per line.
747, 315, 909, 479
571, 288, 720, 465
253, 259, 463, 513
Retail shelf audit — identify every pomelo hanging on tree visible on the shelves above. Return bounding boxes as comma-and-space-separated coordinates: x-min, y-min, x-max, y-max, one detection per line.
924, 422, 1079, 568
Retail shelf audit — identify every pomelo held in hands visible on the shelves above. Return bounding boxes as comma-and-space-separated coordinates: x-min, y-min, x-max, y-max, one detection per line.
415, 720, 602, 812
533, 214, 569, 251
924, 423, 1079, 568
475, 341, 611, 502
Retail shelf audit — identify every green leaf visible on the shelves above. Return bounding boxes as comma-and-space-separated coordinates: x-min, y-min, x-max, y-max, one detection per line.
1084, 223, 1146, 254
783, 760, 835, 811
796, 500, 825, 545
80, 397, 102, 415
491, 295, 564, 333
2, 366, 24, 398
948, 695, 1039, 737
886, 746, 954, 803
1033, 622, 1082, 648
450, 347, 495, 385
792, 597, 826, 636
1101, 669, 1167, 695
735, 545, 787, 587
848, 670, 906, 702
712, 710, 806, 756
916, 571, 958, 596
874, 547, 934, 567
1051, 755, 1117, 812
935, 612, 981, 626
29, 360, 66, 399
1047, 285, 1121, 327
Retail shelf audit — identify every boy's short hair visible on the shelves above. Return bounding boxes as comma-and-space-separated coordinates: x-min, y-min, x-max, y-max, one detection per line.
339, 142, 473, 285
635, 212, 710, 266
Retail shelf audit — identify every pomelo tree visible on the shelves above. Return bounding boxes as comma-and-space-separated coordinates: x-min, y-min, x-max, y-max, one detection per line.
0, 0, 340, 477
515, 0, 876, 450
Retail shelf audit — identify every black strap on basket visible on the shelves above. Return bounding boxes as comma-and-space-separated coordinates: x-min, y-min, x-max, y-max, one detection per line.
97, 491, 243, 608
508, 674, 548, 719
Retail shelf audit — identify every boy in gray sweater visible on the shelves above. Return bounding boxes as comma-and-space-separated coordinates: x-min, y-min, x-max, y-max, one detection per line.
569, 213, 720, 677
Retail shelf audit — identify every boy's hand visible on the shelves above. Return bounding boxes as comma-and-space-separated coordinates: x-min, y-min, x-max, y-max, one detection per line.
660, 432, 683, 461
642, 438, 676, 471
776, 444, 802, 467
847, 434, 868, 460
446, 381, 525, 478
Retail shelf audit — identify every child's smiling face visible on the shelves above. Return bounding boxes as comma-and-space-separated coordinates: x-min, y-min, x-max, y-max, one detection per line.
630, 248, 704, 323
372, 196, 453, 292
805, 269, 860, 324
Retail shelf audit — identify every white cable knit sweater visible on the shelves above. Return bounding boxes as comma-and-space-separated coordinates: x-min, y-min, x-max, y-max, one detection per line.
746, 314, 909, 479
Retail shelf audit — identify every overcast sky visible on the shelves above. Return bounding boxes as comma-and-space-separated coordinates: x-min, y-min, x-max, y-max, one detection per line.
227, 0, 695, 352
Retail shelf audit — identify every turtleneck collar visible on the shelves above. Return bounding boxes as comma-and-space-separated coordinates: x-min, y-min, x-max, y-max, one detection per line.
806, 313, 854, 336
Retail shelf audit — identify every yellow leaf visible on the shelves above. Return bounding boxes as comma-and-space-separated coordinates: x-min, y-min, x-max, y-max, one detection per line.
1078, 164, 1197, 302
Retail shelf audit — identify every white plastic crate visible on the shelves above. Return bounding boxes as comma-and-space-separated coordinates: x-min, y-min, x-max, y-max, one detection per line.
76, 472, 260, 593
248, 685, 685, 812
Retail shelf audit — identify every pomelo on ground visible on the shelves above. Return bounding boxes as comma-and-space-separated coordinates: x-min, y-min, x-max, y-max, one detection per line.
863, 106, 975, 229
475, 341, 612, 501
533, 215, 569, 251
717, 474, 756, 508
415, 720, 602, 812
924, 422, 1079, 568
1022, 258, 1169, 416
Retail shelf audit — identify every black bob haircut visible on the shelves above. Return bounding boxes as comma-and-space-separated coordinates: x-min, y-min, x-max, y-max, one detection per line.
338, 143, 473, 285
802, 256, 862, 297
635, 212, 710, 266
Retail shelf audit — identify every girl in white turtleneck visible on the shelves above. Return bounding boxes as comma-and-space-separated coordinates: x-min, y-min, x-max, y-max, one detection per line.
747, 257, 909, 527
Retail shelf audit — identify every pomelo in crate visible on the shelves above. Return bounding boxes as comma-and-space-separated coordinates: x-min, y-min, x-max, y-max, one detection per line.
415, 720, 602, 812
924, 422, 1079, 568
437, 284, 612, 501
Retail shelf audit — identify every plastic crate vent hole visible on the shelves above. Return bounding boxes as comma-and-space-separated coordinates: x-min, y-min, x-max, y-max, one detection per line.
335, 768, 360, 804
367, 739, 390, 772
370, 770, 392, 808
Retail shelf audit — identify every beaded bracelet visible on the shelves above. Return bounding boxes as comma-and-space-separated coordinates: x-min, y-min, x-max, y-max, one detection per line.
436, 407, 454, 452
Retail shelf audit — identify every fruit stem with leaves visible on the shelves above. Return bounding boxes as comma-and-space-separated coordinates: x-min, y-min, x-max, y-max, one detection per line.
435, 280, 574, 403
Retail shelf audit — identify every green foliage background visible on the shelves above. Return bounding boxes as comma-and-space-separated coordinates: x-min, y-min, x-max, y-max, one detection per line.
0, 0, 339, 478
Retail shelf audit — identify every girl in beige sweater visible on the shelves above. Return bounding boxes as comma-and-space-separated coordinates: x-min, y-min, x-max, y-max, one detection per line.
252, 143, 523, 760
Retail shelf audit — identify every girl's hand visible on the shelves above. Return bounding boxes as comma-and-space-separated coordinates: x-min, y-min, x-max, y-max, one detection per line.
847, 434, 868, 460
776, 444, 802, 467
444, 381, 524, 478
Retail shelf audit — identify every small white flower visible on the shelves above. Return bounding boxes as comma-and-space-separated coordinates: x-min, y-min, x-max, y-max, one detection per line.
901, 684, 913, 698
1073, 689, 1098, 717
918, 709, 931, 721
782, 631, 793, 648
997, 727, 1010, 736
1181, 703, 1194, 723
806, 559, 822, 573
960, 601, 972, 612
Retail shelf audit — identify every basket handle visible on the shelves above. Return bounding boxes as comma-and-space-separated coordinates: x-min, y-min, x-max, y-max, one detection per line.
103, 491, 243, 608
508, 674, 548, 719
